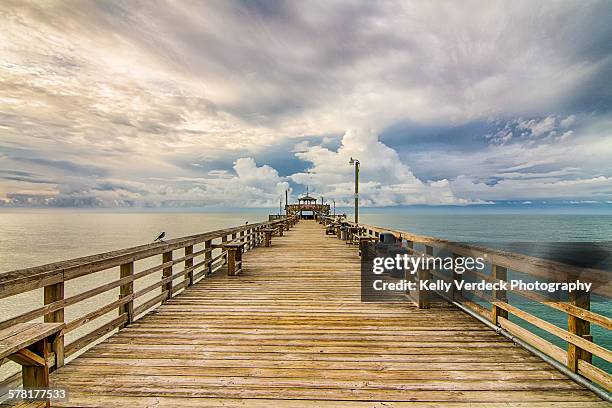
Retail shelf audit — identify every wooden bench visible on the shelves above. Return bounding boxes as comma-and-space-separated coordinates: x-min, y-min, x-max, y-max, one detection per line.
212, 242, 246, 276
0, 322, 64, 407
354, 234, 377, 255
346, 226, 365, 244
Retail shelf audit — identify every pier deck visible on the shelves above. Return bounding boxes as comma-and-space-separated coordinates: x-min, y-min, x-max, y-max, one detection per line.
45, 220, 602, 407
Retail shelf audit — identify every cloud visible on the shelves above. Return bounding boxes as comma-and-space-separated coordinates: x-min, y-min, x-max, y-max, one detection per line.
485, 115, 581, 146
11, 157, 108, 177
289, 129, 485, 206
0, 1, 611, 206
1, 157, 290, 207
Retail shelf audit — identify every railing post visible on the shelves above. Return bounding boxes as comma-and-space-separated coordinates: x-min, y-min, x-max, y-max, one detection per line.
184, 245, 194, 286
44, 281, 64, 369
162, 250, 173, 299
452, 253, 463, 301
204, 239, 212, 275
418, 245, 433, 309
222, 235, 228, 264
491, 264, 508, 325
119, 261, 134, 327
568, 287, 590, 372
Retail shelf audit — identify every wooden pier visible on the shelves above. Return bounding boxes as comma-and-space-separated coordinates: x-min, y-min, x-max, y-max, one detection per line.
0, 218, 610, 407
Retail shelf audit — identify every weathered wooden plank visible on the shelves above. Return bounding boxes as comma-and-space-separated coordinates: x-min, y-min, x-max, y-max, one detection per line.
47, 396, 610, 408
56, 365, 567, 380
0, 323, 63, 360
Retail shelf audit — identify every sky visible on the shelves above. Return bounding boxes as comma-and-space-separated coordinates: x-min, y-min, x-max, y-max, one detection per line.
1, 0, 611, 208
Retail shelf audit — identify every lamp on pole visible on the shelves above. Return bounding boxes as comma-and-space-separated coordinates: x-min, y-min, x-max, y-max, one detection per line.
348, 157, 360, 224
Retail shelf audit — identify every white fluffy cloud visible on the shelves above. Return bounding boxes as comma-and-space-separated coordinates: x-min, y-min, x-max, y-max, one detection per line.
290, 129, 484, 206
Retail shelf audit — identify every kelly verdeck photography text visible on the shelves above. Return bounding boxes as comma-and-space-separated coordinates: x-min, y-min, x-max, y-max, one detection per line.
372, 278, 593, 293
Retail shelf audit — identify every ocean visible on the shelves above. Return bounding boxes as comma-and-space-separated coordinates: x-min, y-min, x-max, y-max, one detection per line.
0, 208, 610, 374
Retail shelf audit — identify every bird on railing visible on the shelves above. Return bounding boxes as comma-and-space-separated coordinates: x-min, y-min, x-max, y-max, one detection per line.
153, 232, 165, 243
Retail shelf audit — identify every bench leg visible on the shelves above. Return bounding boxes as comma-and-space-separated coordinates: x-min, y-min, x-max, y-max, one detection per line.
226, 247, 243, 276
22, 339, 49, 387
52, 333, 64, 371
235, 249, 242, 274
12, 339, 51, 407
227, 248, 236, 276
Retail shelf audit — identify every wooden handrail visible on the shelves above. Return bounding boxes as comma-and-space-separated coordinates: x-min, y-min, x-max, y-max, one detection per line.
0, 216, 297, 383
0, 219, 289, 299
338, 219, 610, 296
337, 217, 612, 391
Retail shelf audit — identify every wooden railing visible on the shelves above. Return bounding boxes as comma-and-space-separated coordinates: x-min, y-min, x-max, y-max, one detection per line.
327, 217, 611, 391
0, 216, 296, 390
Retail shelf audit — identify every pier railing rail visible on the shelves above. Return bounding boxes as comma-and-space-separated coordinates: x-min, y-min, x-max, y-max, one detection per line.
0, 216, 295, 390
327, 217, 611, 391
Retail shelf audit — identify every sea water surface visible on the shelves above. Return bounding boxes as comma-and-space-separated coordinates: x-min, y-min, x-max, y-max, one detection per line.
0, 208, 610, 375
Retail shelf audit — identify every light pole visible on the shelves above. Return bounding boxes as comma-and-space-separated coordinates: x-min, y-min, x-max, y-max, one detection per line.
349, 157, 359, 224
332, 199, 336, 217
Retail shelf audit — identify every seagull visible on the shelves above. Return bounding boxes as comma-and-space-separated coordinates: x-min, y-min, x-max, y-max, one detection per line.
153, 232, 165, 243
